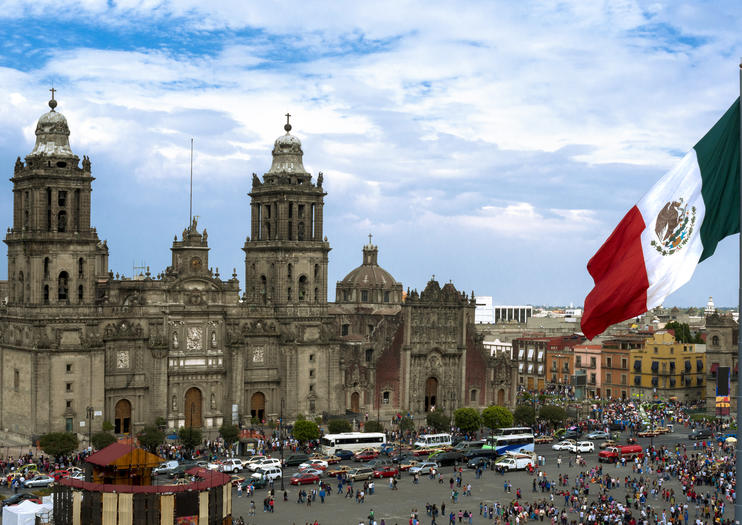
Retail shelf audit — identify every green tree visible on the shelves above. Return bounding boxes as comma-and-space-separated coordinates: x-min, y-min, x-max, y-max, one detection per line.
91, 431, 117, 450
219, 424, 240, 447
426, 409, 450, 432
538, 405, 567, 426
293, 420, 320, 443
327, 419, 352, 433
665, 321, 697, 343
399, 417, 414, 433
453, 407, 481, 433
513, 404, 535, 426
39, 432, 79, 459
178, 427, 202, 454
154, 417, 167, 430
101, 420, 114, 432
364, 421, 384, 433
481, 405, 514, 430
138, 425, 166, 453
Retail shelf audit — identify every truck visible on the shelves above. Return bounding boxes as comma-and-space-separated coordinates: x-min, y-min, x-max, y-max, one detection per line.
494, 452, 535, 472
597, 445, 643, 463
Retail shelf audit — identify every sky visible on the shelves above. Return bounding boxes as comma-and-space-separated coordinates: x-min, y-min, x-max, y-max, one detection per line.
0, 0, 740, 307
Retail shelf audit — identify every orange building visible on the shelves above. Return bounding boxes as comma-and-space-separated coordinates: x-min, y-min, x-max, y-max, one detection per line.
545, 335, 584, 388
600, 335, 644, 400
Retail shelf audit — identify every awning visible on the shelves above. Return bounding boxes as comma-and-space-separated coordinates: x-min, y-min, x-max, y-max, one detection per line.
651, 361, 658, 372
684, 361, 691, 372
634, 376, 641, 386
634, 360, 642, 371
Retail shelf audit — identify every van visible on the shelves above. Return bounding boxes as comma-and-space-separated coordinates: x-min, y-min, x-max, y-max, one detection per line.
348, 467, 374, 481
253, 466, 282, 481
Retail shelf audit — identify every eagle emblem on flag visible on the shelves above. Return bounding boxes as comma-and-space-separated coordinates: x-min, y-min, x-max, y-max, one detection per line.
650, 197, 696, 256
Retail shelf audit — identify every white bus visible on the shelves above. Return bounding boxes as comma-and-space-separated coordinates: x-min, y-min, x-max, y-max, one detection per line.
492, 426, 533, 436
319, 432, 386, 454
414, 433, 452, 448
483, 433, 535, 455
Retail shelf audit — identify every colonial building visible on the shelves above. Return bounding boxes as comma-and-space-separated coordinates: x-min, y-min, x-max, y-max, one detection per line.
704, 313, 738, 417
0, 96, 515, 439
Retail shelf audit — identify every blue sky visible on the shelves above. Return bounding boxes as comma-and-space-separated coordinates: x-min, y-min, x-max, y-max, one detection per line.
0, 0, 740, 306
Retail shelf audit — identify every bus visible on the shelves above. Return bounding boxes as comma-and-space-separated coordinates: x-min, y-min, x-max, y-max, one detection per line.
319, 432, 386, 455
414, 433, 452, 448
483, 433, 535, 455
492, 427, 533, 436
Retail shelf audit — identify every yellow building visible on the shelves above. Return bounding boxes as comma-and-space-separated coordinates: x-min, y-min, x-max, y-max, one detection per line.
629, 331, 706, 402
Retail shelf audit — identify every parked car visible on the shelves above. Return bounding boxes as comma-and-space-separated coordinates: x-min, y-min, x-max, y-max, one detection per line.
290, 472, 320, 485
283, 454, 310, 467
363, 458, 392, 469
298, 459, 328, 471
2, 493, 42, 507
353, 449, 379, 462
347, 467, 374, 481
24, 475, 55, 488
467, 457, 489, 469
428, 451, 463, 466
689, 428, 713, 440
51, 469, 70, 481
599, 440, 617, 449
334, 449, 354, 461
243, 475, 269, 490
408, 462, 438, 475
326, 465, 353, 477
252, 466, 282, 482
563, 430, 582, 440
587, 431, 610, 440
373, 466, 399, 478
220, 458, 243, 473
399, 459, 420, 472
464, 449, 499, 461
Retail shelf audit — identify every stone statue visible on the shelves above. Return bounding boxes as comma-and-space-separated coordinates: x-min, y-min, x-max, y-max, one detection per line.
172, 331, 179, 349
82, 155, 91, 171
317, 172, 323, 187
252, 173, 262, 186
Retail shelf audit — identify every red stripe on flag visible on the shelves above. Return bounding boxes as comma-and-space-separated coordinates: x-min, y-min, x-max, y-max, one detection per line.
581, 205, 649, 339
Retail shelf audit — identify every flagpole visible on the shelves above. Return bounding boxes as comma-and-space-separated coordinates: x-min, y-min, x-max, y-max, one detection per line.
736, 58, 742, 525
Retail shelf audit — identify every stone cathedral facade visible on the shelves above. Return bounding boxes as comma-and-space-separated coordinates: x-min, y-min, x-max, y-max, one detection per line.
0, 97, 515, 439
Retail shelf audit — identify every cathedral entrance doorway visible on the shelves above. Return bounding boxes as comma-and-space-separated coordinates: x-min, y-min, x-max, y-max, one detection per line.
350, 392, 360, 413
250, 392, 265, 422
185, 388, 202, 429
114, 399, 131, 434
424, 377, 438, 412
497, 388, 505, 406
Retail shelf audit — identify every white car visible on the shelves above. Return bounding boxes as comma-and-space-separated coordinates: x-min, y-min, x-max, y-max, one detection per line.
249, 458, 281, 472
252, 466, 282, 481
219, 459, 243, 473
408, 462, 438, 475
567, 441, 594, 453
242, 456, 267, 468
298, 459, 328, 471
551, 440, 575, 451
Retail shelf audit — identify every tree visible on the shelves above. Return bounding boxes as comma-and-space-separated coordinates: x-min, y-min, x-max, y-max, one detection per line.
91, 431, 117, 450
101, 420, 114, 432
39, 432, 78, 459
293, 420, 320, 443
538, 405, 567, 426
426, 409, 450, 432
481, 405, 514, 430
178, 427, 202, 454
513, 404, 535, 426
665, 321, 700, 344
138, 425, 166, 453
327, 419, 352, 434
399, 417, 414, 433
219, 424, 240, 447
453, 407, 481, 433
364, 421, 384, 433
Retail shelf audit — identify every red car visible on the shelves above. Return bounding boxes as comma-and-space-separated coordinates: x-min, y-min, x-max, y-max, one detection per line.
51, 469, 70, 481
353, 450, 379, 462
290, 472, 320, 485
373, 466, 398, 478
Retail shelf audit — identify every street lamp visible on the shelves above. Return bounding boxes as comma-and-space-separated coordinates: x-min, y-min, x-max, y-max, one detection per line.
280, 398, 285, 491
86, 406, 93, 448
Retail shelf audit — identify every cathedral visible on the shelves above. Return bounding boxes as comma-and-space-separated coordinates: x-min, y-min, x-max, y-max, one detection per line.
0, 95, 515, 439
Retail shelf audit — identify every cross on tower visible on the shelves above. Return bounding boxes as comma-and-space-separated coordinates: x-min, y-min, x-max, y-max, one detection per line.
285, 113, 291, 125
49, 87, 56, 100
368, 233, 373, 245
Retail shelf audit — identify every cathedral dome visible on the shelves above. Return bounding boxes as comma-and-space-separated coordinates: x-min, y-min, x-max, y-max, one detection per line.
266, 114, 308, 175
28, 96, 74, 158
336, 239, 403, 305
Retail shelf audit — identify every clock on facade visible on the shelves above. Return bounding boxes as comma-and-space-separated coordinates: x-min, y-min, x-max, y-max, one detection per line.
116, 350, 129, 369
190, 257, 202, 272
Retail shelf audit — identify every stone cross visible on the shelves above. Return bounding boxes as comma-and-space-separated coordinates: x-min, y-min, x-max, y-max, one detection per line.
285, 113, 291, 125
49, 87, 56, 100
368, 233, 373, 245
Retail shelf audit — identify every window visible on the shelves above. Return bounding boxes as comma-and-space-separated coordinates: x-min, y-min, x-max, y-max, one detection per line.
634, 376, 641, 386
382, 391, 390, 404
365, 349, 374, 362
575, 356, 582, 368
384, 291, 390, 303
621, 374, 627, 385
58, 271, 69, 302
712, 335, 720, 346
621, 358, 628, 369
590, 357, 596, 368
368, 324, 374, 336
551, 373, 557, 382
343, 290, 349, 302
341, 324, 349, 336
654, 347, 658, 353
309, 354, 315, 362
309, 384, 314, 392
589, 373, 596, 384
65, 382, 72, 392
537, 350, 544, 362
563, 362, 569, 372
634, 360, 642, 371
518, 349, 525, 360
66, 400, 72, 408
527, 348, 534, 360
13, 369, 19, 391
65, 418, 73, 432
470, 389, 477, 402
606, 373, 612, 383
651, 361, 658, 372
309, 369, 315, 378
43, 257, 50, 279
43, 285, 49, 304
606, 389, 611, 398
298, 275, 307, 301
66, 363, 72, 373
361, 290, 368, 302
287, 287, 292, 300
78, 285, 83, 301
606, 357, 612, 368
309, 399, 316, 412
78, 258, 84, 278
57, 210, 67, 232
58, 191, 67, 207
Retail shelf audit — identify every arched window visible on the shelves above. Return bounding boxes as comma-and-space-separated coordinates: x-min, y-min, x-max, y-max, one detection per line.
43, 257, 50, 279
260, 275, 267, 304
58, 271, 69, 302
18, 272, 24, 303
298, 275, 307, 301
78, 258, 84, 278
43, 285, 49, 304
712, 335, 720, 346
287, 263, 293, 279
314, 287, 319, 303
297, 221, 305, 241
314, 264, 319, 279
287, 287, 292, 301
365, 349, 374, 362
57, 210, 67, 232
77, 285, 83, 302
470, 389, 478, 403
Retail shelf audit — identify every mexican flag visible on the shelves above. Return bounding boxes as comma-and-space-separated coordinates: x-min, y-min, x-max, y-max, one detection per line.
581, 98, 740, 339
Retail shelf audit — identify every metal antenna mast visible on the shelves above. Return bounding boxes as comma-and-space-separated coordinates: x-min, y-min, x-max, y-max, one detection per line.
189, 138, 194, 228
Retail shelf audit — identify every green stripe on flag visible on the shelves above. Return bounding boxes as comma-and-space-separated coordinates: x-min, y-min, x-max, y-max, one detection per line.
694, 97, 740, 262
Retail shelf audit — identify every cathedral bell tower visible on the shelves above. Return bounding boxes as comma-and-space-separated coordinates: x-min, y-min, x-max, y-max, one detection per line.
4, 93, 108, 306
243, 115, 330, 307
